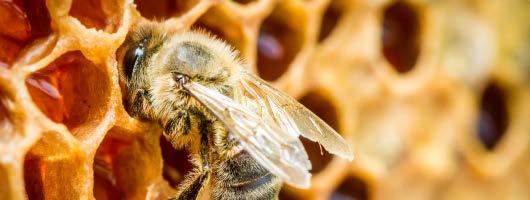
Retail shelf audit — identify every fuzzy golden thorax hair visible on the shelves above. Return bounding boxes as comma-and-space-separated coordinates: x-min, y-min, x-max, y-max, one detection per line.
118, 22, 242, 140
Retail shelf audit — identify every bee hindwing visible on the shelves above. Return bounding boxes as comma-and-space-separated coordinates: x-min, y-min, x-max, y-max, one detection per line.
239, 71, 354, 161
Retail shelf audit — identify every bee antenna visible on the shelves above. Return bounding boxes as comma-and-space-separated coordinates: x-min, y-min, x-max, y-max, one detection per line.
174, 73, 190, 88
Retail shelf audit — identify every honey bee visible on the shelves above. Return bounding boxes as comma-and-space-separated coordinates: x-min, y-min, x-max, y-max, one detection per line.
117, 22, 353, 200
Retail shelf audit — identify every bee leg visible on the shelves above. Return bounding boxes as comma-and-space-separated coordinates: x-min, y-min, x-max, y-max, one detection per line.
171, 117, 211, 200
130, 89, 150, 119
170, 144, 211, 200
164, 111, 191, 136
171, 170, 210, 200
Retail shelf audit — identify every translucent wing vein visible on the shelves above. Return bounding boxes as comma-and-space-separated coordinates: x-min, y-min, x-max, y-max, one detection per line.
240, 71, 354, 161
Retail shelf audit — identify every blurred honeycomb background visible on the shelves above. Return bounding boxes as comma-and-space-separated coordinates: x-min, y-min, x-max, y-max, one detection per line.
1, 0, 530, 199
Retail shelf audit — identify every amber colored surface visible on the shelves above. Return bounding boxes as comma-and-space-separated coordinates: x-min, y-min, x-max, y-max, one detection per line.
135, 0, 200, 20
10, 0, 52, 38
232, 0, 256, 4
69, 0, 108, 30
0, 0, 530, 200
93, 134, 134, 199
318, 0, 342, 42
0, 37, 23, 68
257, 4, 305, 81
193, 6, 246, 55
0, 88, 13, 141
0, 0, 51, 68
381, 1, 420, 73
0, 1, 28, 67
26, 51, 110, 130
18, 0, 51, 38
332, 176, 370, 200
477, 82, 508, 150
25, 62, 67, 123
0, 1, 31, 41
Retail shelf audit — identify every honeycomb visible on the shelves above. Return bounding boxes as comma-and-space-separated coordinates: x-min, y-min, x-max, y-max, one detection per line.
1, 0, 529, 199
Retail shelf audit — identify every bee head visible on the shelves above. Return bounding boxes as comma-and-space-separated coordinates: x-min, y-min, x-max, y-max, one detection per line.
118, 24, 239, 121
118, 23, 169, 119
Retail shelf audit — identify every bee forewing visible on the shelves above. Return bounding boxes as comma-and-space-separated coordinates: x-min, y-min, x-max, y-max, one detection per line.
185, 82, 311, 188
240, 71, 354, 161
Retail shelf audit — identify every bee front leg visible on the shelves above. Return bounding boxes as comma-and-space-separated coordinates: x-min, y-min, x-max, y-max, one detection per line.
163, 111, 192, 136
130, 89, 151, 119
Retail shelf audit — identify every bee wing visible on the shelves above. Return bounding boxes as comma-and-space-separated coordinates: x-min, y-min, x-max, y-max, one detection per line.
185, 81, 312, 188
238, 71, 354, 161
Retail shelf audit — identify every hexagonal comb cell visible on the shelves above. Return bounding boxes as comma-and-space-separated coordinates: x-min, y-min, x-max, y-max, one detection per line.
476, 81, 508, 150
24, 131, 90, 199
257, 3, 305, 81
25, 153, 89, 199
69, 0, 123, 32
135, 0, 200, 20
94, 127, 165, 199
93, 135, 130, 199
0, 0, 51, 68
298, 91, 338, 173
193, 7, 246, 54
17, 0, 52, 39
318, 0, 344, 42
25, 51, 110, 132
381, 1, 420, 73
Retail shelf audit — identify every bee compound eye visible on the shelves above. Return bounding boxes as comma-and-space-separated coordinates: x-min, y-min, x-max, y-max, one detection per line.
123, 44, 145, 79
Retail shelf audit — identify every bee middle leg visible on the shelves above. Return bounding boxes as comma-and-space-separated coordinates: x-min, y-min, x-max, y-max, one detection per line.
129, 89, 151, 119
171, 170, 210, 200
170, 115, 212, 200
170, 138, 211, 200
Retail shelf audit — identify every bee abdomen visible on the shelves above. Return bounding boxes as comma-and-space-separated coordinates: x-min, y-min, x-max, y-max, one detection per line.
212, 151, 282, 200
